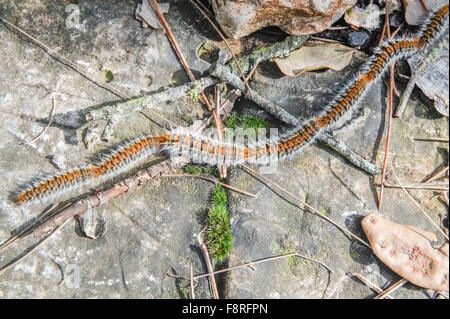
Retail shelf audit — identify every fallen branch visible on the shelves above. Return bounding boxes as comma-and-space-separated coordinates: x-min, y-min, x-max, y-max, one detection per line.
0, 214, 72, 276
376, 183, 448, 191
31, 156, 190, 239
85, 76, 218, 123
0, 91, 241, 273
210, 61, 382, 175
320, 133, 382, 175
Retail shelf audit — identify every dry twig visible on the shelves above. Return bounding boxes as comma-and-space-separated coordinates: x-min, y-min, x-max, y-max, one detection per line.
373, 279, 408, 299
21, 97, 56, 145
190, 264, 196, 299
378, 0, 396, 211
351, 272, 394, 299
172, 251, 335, 280
198, 234, 220, 299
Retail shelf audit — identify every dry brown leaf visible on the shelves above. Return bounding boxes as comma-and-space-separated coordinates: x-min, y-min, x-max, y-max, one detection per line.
344, 4, 382, 30
403, 0, 447, 26
362, 213, 449, 292
274, 42, 356, 77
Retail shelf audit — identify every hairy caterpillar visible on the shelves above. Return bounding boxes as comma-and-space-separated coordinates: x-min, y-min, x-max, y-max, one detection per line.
12, 5, 449, 205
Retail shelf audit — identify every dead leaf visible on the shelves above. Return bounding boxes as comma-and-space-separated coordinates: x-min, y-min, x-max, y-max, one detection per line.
274, 42, 356, 77
403, 0, 447, 26
213, 38, 242, 58
344, 4, 382, 30
362, 213, 449, 292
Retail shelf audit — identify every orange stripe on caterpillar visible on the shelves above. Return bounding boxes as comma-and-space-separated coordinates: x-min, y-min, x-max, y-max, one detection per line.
13, 134, 172, 205
95, 134, 172, 175
12, 167, 97, 205
418, 4, 449, 48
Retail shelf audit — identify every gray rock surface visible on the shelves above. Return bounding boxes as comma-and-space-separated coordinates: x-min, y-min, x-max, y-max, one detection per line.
0, 0, 448, 299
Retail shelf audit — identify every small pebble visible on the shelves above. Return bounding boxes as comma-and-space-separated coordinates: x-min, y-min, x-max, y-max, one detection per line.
389, 13, 404, 29
346, 30, 371, 49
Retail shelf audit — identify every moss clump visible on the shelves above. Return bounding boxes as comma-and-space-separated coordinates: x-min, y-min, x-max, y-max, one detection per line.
183, 164, 218, 176
187, 83, 201, 102
198, 42, 220, 63
206, 185, 232, 262
211, 112, 271, 139
102, 70, 114, 83
225, 112, 270, 130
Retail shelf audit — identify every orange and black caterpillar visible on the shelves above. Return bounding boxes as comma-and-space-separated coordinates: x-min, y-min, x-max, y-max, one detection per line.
12, 5, 449, 205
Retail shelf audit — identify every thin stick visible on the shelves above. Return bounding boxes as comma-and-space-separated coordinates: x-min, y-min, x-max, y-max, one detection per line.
191, 0, 214, 16
148, 1, 213, 110
378, 23, 387, 46
391, 24, 402, 38
378, 0, 396, 211
422, 165, 448, 183
414, 137, 449, 142
241, 165, 371, 248
351, 272, 394, 299
215, 86, 227, 178
245, 60, 260, 82
147, 0, 227, 174
190, 264, 196, 299
311, 36, 341, 44
161, 173, 256, 197
0, 217, 72, 277
190, 0, 254, 98
378, 94, 394, 211
327, 26, 349, 30
192, 251, 334, 280
148, 0, 197, 93
320, 133, 381, 175
376, 183, 448, 191
419, 0, 430, 11
22, 97, 56, 145
373, 278, 407, 299
0, 202, 61, 253
390, 159, 449, 241
198, 234, 220, 299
